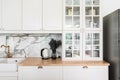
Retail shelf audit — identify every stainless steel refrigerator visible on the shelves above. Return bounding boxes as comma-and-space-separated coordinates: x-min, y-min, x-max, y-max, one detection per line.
103, 9, 120, 80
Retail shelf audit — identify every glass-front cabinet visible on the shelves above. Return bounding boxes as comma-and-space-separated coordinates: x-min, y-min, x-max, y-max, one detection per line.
84, 0, 101, 30
64, 0, 101, 30
63, 32, 82, 60
83, 31, 102, 60
63, 0, 102, 61
64, 0, 82, 30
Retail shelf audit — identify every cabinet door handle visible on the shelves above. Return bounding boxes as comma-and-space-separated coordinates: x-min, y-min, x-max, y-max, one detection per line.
82, 66, 88, 69
38, 66, 43, 69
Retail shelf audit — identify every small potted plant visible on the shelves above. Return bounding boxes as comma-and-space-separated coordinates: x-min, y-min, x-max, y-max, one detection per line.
49, 38, 61, 59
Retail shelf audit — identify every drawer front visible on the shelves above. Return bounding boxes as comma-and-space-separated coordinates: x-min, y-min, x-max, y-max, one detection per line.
0, 72, 17, 77
0, 77, 17, 80
63, 66, 108, 80
0, 64, 17, 71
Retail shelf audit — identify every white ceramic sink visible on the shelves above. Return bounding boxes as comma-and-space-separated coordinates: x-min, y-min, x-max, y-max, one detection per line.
0, 58, 24, 71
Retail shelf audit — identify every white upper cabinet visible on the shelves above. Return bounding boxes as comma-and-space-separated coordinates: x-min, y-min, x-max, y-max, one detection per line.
0, 0, 2, 30
22, 0, 42, 30
0, 0, 101, 32
43, 0, 62, 30
83, 0, 101, 30
63, 0, 101, 30
63, 0, 82, 30
0, 0, 62, 31
2, 0, 21, 30
63, 0, 102, 61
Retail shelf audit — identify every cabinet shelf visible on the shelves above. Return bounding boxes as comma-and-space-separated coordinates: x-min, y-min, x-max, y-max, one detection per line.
65, 15, 80, 17
66, 5, 81, 7
85, 5, 100, 7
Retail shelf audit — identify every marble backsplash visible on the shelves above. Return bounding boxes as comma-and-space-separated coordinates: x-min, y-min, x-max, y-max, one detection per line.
0, 34, 62, 58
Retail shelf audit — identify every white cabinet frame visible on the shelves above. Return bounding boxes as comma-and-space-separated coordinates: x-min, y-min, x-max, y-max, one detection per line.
22, 0, 42, 30
2, 0, 22, 30
43, 0, 62, 30
63, 31, 83, 60
83, 30, 103, 60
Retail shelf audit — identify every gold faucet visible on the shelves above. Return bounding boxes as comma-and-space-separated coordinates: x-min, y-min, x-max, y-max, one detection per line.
1, 45, 11, 58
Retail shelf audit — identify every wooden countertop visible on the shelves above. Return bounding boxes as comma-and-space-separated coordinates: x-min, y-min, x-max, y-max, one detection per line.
18, 57, 110, 66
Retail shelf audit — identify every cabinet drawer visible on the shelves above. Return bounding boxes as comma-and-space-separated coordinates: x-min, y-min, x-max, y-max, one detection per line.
0, 72, 17, 77
0, 77, 17, 80
63, 66, 108, 80
18, 66, 62, 80
19, 66, 41, 71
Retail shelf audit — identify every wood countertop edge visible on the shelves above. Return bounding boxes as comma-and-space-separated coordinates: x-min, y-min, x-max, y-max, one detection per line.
18, 58, 110, 66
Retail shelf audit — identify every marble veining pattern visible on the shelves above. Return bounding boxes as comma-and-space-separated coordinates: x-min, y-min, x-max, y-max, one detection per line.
0, 34, 62, 58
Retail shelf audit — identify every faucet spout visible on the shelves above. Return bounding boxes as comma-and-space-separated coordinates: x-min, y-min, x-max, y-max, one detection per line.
0, 45, 11, 58
1, 45, 6, 48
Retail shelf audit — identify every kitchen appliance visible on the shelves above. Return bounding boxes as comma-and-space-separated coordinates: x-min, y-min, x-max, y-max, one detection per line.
41, 48, 50, 60
103, 9, 120, 80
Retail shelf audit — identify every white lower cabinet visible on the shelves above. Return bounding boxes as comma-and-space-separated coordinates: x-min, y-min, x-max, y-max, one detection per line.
42, 66, 62, 80
18, 66, 108, 80
0, 77, 17, 80
18, 66, 62, 80
18, 66, 43, 80
82, 66, 108, 80
63, 66, 108, 80
0, 72, 17, 80
63, 66, 83, 80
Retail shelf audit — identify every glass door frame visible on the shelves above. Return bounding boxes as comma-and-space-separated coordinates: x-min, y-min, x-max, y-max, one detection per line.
83, 31, 103, 61
62, 31, 83, 61
83, 0, 102, 30
63, 0, 83, 30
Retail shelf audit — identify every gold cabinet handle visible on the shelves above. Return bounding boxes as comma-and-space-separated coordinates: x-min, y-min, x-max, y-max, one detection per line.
38, 66, 43, 69
82, 66, 88, 69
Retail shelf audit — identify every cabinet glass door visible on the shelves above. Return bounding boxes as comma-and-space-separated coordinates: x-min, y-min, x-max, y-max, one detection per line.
85, 33, 92, 57
64, 0, 81, 30
84, 32, 102, 60
93, 33, 100, 57
84, 0, 100, 29
64, 32, 82, 60
73, 33, 81, 57
65, 33, 72, 57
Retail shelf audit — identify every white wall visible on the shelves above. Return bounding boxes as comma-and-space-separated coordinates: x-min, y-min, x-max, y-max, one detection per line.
102, 0, 120, 17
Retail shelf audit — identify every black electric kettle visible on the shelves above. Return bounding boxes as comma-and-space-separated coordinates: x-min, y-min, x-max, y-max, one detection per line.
41, 48, 50, 60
